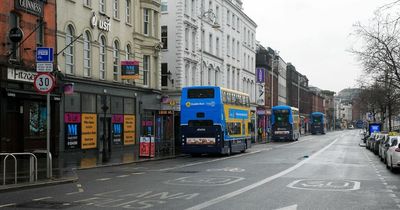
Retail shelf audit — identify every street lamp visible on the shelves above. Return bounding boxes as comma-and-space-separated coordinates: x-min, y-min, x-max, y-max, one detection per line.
199, 8, 220, 85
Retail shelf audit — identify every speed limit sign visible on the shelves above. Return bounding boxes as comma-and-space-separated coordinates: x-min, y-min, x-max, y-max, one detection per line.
33, 73, 55, 94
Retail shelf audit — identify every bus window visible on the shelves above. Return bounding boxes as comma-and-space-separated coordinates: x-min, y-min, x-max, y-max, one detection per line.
223, 91, 227, 103
188, 120, 213, 127
227, 92, 232, 104
188, 88, 215, 98
274, 109, 290, 126
227, 122, 241, 135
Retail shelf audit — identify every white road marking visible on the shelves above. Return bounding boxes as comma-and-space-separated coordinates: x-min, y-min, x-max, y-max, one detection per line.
94, 190, 122, 196
0, 203, 16, 208
66, 192, 82, 195
274, 204, 298, 210
390, 194, 397, 198
131, 172, 145, 175
117, 175, 130, 178
96, 178, 111, 181
185, 137, 340, 210
32, 197, 52, 201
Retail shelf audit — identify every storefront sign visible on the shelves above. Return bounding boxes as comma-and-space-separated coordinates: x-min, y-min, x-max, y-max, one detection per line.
9, 27, 24, 43
90, 12, 111, 32
15, 0, 44, 17
121, 61, 140, 80
256, 68, 265, 83
158, 110, 173, 115
124, 115, 135, 145
7, 68, 37, 83
112, 114, 124, 145
65, 113, 81, 150
256, 109, 266, 115
81, 114, 97, 149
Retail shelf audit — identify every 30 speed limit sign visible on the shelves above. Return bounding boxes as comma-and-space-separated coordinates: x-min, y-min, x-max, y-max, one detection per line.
33, 73, 55, 94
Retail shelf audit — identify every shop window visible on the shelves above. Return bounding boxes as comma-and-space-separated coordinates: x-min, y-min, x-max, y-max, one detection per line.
82, 94, 96, 113
111, 96, 123, 114
141, 111, 154, 136
65, 93, 81, 113
97, 95, 111, 114
29, 102, 47, 137
124, 98, 135, 114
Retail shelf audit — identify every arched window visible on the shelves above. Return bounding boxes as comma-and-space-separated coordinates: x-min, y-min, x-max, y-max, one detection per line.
99, 35, 106, 80
214, 69, 218, 86
113, 40, 120, 81
83, 31, 91, 77
207, 66, 211, 86
65, 25, 75, 75
125, 44, 132, 60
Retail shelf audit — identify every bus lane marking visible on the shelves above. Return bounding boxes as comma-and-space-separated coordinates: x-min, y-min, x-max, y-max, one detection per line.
165, 176, 245, 186
185, 137, 340, 210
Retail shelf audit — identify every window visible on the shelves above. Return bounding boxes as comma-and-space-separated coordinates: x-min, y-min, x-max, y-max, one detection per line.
232, 13, 235, 29
143, 9, 149, 35
125, 44, 132, 60
227, 10, 230, 25
124, 98, 135, 114
232, 38, 235, 58
216, 6, 219, 23
237, 41, 239, 60
161, 63, 168, 87
237, 71, 240, 90
201, 30, 205, 51
28, 102, 47, 137
216, 37, 219, 57
214, 70, 218, 86
65, 25, 75, 75
237, 17, 240, 31
9, 12, 20, 60
191, 0, 196, 17
227, 65, 230, 89
185, 63, 190, 86
36, 18, 44, 47
84, 0, 91, 7
192, 66, 196, 85
232, 68, 235, 89
185, 27, 189, 50
208, 0, 212, 11
99, 36, 106, 80
126, 0, 131, 24
192, 31, 196, 52
201, 0, 205, 11
251, 33, 254, 47
227, 122, 241, 135
113, 0, 119, 19
244, 27, 246, 44
82, 94, 96, 113
113, 40, 120, 81
143, 55, 150, 86
83, 31, 91, 77
227, 35, 230, 56
185, 0, 189, 15
161, 0, 168, 12
209, 33, 213, 54
100, 0, 106, 13
188, 88, 214, 98
208, 67, 211, 85
153, 11, 158, 37
161, 26, 168, 49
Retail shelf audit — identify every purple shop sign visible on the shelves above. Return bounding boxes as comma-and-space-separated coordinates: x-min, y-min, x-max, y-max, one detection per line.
256, 68, 265, 83
112, 114, 124, 123
64, 113, 81, 123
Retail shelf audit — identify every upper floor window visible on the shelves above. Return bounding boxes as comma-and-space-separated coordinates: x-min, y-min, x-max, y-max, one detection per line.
161, 0, 168, 12
227, 35, 230, 56
161, 26, 168, 49
209, 33, 213, 54
83, 31, 91, 77
185, 0, 189, 15
143, 9, 150, 35
36, 19, 44, 47
100, 0, 106, 13
9, 12, 20, 60
113, 40, 120, 81
113, 0, 119, 19
143, 55, 150, 86
99, 35, 106, 80
185, 27, 189, 50
65, 25, 75, 75
191, 31, 196, 52
126, 44, 133, 60
227, 10, 230, 25
126, 0, 131, 24
232, 13, 235, 29
191, 0, 196, 17
216, 37, 219, 57
216, 5, 219, 24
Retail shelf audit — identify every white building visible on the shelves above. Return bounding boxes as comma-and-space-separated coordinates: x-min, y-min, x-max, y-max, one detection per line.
276, 56, 287, 105
160, 0, 257, 111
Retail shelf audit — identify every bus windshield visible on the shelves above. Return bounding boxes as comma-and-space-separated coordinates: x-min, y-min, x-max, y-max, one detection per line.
313, 116, 322, 123
274, 110, 290, 126
187, 88, 214, 99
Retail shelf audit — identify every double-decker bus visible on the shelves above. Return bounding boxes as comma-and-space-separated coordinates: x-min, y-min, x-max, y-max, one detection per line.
180, 86, 251, 155
310, 112, 326, 135
271, 105, 300, 141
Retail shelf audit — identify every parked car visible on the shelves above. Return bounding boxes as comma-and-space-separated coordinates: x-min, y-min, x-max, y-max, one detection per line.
381, 136, 399, 163
366, 133, 378, 150
373, 134, 388, 155
386, 137, 400, 171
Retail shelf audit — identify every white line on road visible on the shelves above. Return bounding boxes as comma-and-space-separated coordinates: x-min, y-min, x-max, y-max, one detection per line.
274, 204, 298, 210
131, 172, 145, 175
96, 178, 111, 181
185, 137, 340, 210
117, 175, 130, 178
32, 197, 52, 201
0, 203, 16, 208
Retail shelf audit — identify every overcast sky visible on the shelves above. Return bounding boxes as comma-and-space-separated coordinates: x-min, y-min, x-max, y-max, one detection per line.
243, 0, 391, 93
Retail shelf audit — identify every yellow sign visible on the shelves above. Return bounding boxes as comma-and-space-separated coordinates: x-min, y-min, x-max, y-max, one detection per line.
81, 114, 97, 149
185, 102, 191, 107
124, 115, 135, 145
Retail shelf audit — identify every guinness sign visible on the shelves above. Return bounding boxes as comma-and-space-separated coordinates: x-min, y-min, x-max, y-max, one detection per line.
15, 0, 44, 17
9, 27, 24, 43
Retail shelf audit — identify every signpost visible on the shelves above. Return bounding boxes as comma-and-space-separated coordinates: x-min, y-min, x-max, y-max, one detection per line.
35, 47, 54, 179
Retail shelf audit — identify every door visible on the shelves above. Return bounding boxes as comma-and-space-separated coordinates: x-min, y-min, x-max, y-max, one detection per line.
2, 98, 23, 152
99, 117, 112, 161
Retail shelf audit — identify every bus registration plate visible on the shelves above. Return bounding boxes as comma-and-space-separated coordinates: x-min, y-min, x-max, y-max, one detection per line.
187, 138, 216, 145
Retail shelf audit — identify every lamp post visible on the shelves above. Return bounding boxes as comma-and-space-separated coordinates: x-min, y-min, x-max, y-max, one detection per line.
101, 94, 109, 162
199, 7, 220, 85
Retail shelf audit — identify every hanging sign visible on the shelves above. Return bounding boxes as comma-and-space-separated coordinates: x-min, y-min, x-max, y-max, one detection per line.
121, 61, 140, 80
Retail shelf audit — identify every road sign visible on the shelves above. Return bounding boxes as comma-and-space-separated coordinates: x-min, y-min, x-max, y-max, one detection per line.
36, 47, 54, 63
33, 73, 55, 94
36, 62, 53, 72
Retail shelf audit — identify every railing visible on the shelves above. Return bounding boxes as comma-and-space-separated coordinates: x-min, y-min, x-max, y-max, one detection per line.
1, 153, 38, 185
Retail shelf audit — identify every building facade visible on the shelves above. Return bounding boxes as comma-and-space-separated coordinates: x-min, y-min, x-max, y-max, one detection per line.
0, 0, 57, 153
56, 0, 164, 166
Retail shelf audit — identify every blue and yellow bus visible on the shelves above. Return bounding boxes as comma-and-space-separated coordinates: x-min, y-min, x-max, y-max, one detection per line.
180, 86, 251, 155
310, 112, 326, 135
271, 105, 300, 141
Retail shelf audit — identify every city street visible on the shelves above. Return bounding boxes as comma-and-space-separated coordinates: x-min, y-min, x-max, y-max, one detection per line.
1, 130, 399, 210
